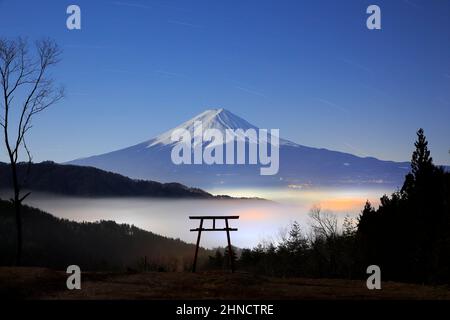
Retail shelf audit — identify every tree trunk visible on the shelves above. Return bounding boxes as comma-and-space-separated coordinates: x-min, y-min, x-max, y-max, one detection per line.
14, 198, 22, 266
9, 161, 22, 266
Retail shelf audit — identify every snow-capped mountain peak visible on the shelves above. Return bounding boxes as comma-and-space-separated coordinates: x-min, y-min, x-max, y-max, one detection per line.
68, 107, 410, 189
147, 108, 279, 147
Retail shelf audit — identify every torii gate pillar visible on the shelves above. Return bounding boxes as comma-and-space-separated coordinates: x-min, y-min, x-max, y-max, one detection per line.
189, 216, 239, 273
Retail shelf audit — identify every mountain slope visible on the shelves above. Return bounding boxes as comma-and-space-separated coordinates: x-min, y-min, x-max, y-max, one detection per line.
0, 161, 213, 198
68, 108, 411, 189
0, 199, 210, 271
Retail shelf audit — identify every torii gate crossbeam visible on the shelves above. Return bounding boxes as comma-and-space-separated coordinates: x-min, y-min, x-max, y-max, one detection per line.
189, 216, 239, 273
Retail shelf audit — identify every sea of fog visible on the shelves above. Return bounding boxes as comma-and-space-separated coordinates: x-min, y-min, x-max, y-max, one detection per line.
13, 187, 393, 249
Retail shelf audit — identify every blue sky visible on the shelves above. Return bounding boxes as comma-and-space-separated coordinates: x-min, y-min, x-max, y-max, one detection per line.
1, 0, 449, 165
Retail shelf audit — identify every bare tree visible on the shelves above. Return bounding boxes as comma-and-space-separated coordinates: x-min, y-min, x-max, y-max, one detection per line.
342, 214, 357, 237
309, 206, 338, 240
0, 37, 63, 265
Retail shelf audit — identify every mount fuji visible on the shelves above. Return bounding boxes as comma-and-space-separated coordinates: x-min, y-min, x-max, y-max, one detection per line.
68, 108, 410, 189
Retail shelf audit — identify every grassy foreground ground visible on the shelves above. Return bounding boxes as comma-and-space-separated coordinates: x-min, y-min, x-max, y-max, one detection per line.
1, 267, 450, 300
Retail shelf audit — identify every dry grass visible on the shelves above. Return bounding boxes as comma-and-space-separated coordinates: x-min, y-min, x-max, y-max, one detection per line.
1, 267, 450, 300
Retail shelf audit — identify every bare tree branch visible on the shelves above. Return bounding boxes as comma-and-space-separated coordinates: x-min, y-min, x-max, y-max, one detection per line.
0, 37, 64, 265
309, 206, 338, 240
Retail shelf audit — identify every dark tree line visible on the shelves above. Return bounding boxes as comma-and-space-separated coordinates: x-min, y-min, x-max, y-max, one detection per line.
358, 129, 450, 284
0, 161, 214, 198
237, 129, 450, 285
206, 246, 238, 271
237, 214, 359, 279
0, 199, 211, 271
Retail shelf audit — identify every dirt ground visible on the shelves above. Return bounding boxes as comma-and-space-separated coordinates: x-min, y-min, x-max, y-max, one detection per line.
1, 267, 450, 300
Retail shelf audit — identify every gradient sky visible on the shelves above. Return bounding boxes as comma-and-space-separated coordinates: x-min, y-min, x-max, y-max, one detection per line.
1, 0, 449, 165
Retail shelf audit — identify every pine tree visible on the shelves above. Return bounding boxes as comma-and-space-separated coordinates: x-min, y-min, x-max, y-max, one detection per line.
402, 128, 435, 196
286, 221, 308, 254
342, 215, 356, 237
411, 128, 433, 177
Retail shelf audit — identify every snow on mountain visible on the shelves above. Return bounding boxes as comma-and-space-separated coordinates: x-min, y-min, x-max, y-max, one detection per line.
68, 108, 410, 189
146, 108, 292, 148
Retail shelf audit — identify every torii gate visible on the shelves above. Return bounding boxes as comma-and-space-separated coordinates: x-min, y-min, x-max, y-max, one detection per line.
189, 216, 239, 273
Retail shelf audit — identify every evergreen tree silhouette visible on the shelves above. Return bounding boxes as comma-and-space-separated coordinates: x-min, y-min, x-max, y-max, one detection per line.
411, 128, 433, 177
357, 128, 450, 284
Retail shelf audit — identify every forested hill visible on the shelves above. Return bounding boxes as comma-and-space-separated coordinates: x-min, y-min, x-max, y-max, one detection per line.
0, 199, 210, 270
0, 161, 214, 198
